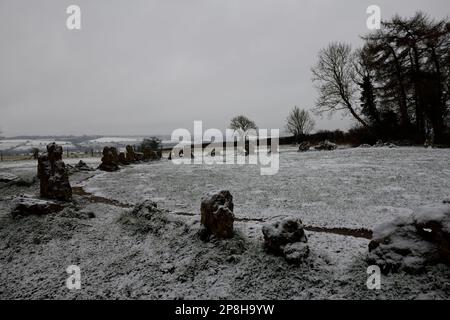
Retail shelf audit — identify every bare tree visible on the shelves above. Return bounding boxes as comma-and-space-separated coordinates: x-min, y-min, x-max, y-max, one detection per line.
312, 42, 369, 129
286, 107, 315, 143
230, 115, 257, 138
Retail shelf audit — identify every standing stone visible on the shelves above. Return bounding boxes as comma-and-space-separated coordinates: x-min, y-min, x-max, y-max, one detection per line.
143, 148, 159, 161
37, 142, 72, 201
143, 149, 150, 161
200, 190, 235, 239
98, 146, 120, 172
118, 152, 129, 165
125, 145, 137, 163
135, 152, 144, 162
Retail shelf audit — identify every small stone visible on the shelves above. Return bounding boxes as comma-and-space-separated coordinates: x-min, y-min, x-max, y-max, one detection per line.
314, 140, 337, 151
298, 142, 311, 152
74, 160, 94, 171
262, 217, 309, 264
12, 196, 65, 216
262, 217, 308, 255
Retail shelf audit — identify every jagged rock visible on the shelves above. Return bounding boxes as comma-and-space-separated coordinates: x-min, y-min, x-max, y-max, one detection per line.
298, 142, 311, 152
98, 146, 120, 172
119, 152, 130, 165
12, 196, 65, 216
262, 217, 309, 264
118, 152, 129, 165
37, 142, 72, 201
75, 160, 94, 171
135, 152, 144, 162
143, 148, 159, 161
200, 190, 234, 239
367, 201, 450, 274
125, 145, 137, 163
314, 140, 337, 151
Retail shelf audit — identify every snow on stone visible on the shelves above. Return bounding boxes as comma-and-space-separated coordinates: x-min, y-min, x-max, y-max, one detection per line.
413, 203, 450, 231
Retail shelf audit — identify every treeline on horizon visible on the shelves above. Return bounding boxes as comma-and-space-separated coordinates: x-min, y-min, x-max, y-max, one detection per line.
310, 11, 450, 146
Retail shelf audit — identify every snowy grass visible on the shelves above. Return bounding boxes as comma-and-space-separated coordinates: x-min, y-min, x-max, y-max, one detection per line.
1, 146, 449, 299
83, 147, 450, 229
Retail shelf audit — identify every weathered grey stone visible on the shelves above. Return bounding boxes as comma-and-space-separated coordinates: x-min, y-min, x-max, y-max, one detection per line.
125, 145, 137, 163
200, 190, 234, 239
135, 152, 144, 162
12, 196, 65, 216
262, 217, 309, 264
314, 140, 337, 151
368, 202, 450, 274
37, 142, 72, 201
298, 142, 311, 152
143, 148, 159, 161
98, 146, 120, 172
118, 152, 129, 165
75, 160, 94, 171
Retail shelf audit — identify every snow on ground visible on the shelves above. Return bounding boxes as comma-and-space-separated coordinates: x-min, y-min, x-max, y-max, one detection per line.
82, 147, 450, 229
0, 139, 75, 152
0, 158, 100, 181
87, 137, 141, 144
0, 146, 449, 299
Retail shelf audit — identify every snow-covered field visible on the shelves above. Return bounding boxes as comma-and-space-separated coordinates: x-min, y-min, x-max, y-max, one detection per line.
0, 147, 449, 299
0, 139, 76, 152
82, 147, 450, 229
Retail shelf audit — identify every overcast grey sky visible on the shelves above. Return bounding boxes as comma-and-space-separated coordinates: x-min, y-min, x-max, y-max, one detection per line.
0, 0, 449, 136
